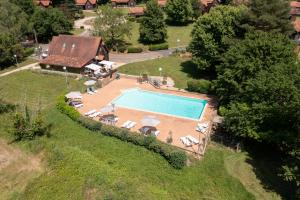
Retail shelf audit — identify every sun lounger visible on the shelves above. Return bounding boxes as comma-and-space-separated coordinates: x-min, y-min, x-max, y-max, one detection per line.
91, 87, 98, 93
122, 120, 132, 128
186, 135, 199, 144
153, 130, 160, 136
180, 136, 192, 147
89, 111, 102, 118
84, 109, 97, 116
198, 122, 209, 129
196, 126, 208, 133
126, 121, 136, 129
74, 103, 83, 108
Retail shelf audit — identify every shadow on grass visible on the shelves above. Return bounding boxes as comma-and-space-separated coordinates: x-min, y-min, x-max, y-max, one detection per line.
180, 60, 214, 80
212, 132, 296, 199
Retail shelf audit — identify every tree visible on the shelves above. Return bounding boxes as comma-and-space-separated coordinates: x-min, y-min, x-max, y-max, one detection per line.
190, 0, 202, 20
139, 0, 167, 44
11, 0, 35, 16
215, 31, 296, 104
31, 7, 73, 42
165, 0, 193, 25
239, 0, 293, 35
188, 5, 246, 72
93, 5, 132, 50
52, 0, 82, 19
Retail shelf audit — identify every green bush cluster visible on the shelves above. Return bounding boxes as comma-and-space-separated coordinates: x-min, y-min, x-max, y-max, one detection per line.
56, 95, 187, 169
127, 46, 143, 53
0, 99, 15, 114
187, 79, 212, 94
24, 47, 35, 56
148, 43, 169, 51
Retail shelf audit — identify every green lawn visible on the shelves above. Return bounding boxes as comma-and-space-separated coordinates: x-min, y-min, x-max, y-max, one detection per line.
0, 71, 281, 199
83, 10, 97, 17
126, 22, 193, 49
71, 28, 85, 35
0, 58, 38, 74
118, 56, 202, 89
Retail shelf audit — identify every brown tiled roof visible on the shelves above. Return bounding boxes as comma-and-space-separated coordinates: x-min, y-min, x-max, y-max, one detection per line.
200, 0, 215, 7
291, 1, 300, 8
40, 35, 102, 68
36, 0, 52, 7
75, 0, 97, 5
128, 7, 145, 15
158, 0, 166, 6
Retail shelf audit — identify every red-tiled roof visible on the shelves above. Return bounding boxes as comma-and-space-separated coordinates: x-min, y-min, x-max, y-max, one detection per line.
128, 7, 144, 15
291, 1, 300, 8
36, 0, 52, 7
158, 0, 166, 6
40, 35, 102, 68
75, 0, 97, 5
201, 0, 215, 7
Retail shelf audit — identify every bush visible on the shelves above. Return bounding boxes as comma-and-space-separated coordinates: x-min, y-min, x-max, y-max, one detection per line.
148, 43, 169, 51
56, 95, 187, 169
187, 79, 211, 94
80, 26, 84, 29
168, 151, 187, 169
127, 46, 143, 53
118, 45, 127, 53
0, 100, 15, 114
24, 47, 35, 56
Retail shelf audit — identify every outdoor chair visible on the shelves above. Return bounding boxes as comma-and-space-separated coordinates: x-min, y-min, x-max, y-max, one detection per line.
180, 136, 192, 147
84, 109, 97, 116
186, 135, 199, 144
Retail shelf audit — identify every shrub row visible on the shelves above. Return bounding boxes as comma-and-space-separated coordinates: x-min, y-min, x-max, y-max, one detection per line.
148, 43, 169, 51
56, 95, 187, 169
127, 46, 143, 53
187, 79, 212, 94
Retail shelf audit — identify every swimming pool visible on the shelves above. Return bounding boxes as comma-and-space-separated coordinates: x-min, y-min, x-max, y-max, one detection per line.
112, 89, 207, 120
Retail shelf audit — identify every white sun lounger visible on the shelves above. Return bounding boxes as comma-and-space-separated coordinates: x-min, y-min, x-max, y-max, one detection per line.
74, 103, 83, 108
122, 120, 132, 128
89, 111, 102, 118
198, 122, 209, 128
186, 135, 199, 144
196, 126, 208, 133
126, 121, 136, 129
180, 136, 192, 147
84, 109, 96, 116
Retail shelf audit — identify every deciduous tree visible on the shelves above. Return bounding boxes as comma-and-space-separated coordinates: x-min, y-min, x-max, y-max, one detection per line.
165, 0, 193, 25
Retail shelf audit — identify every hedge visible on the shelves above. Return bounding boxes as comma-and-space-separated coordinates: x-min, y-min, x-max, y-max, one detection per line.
187, 79, 212, 94
127, 46, 143, 53
148, 43, 169, 51
56, 95, 187, 169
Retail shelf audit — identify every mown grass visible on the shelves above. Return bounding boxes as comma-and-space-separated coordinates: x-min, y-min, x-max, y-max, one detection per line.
126, 22, 193, 49
0, 71, 280, 199
118, 56, 201, 89
71, 28, 85, 35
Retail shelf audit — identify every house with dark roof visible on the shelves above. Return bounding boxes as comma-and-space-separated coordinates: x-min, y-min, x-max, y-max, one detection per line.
75, 0, 97, 10
128, 7, 145, 17
35, 0, 52, 7
111, 0, 136, 7
290, 1, 300, 21
200, 0, 218, 13
40, 35, 109, 73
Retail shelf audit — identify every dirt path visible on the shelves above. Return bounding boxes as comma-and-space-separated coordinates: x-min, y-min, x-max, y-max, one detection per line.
0, 63, 39, 77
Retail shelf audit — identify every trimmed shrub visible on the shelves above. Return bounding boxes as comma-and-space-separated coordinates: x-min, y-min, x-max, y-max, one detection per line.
168, 151, 187, 169
118, 45, 127, 53
127, 46, 143, 53
56, 96, 187, 169
187, 79, 211, 94
148, 43, 169, 51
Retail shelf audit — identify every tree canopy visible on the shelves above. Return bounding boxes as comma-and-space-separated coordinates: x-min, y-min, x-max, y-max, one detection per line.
93, 5, 132, 51
165, 0, 193, 25
31, 7, 73, 42
188, 5, 246, 72
139, 0, 167, 44
239, 0, 293, 35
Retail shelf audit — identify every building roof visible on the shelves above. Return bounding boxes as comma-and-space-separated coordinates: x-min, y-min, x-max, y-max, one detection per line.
200, 0, 215, 7
40, 35, 102, 68
157, 0, 166, 6
291, 1, 300, 8
128, 7, 145, 15
36, 0, 52, 7
75, 0, 97, 5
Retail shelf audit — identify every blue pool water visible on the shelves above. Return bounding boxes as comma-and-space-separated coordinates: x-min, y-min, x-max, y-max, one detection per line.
113, 89, 207, 120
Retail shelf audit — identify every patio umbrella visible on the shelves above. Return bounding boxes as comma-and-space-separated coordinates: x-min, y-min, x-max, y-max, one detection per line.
65, 91, 82, 99
141, 115, 160, 127
84, 80, 96, 86
100, 104, 116, 113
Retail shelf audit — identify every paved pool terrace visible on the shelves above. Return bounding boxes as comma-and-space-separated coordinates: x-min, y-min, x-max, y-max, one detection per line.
78, 78, 217, 153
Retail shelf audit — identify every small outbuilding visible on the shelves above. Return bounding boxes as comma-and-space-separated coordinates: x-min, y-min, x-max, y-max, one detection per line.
111, 0, 136, 7
75, 0, 97, 10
